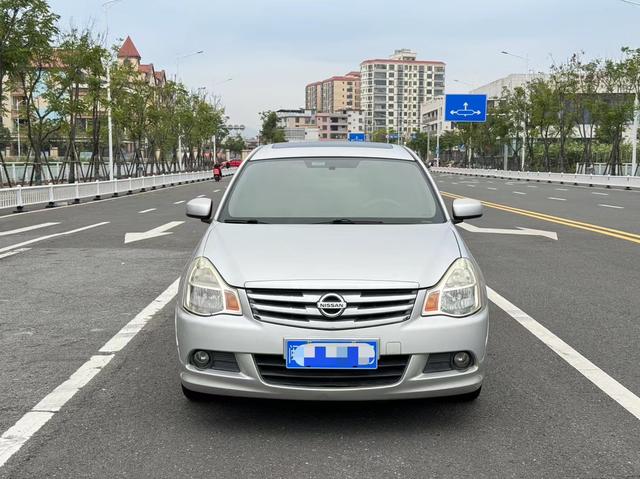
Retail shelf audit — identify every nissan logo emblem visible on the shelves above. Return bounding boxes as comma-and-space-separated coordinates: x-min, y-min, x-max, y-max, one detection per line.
317, 293, 348, 318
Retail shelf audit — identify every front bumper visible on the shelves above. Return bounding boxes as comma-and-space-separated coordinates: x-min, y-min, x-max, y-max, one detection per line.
175, 296, 489, 401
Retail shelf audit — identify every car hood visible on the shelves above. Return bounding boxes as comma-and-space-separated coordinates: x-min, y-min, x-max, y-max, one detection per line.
201, 223, 461, 289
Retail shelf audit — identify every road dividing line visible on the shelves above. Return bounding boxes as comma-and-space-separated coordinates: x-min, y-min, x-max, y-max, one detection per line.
555, 188, 568, 191
0, 247, 31, 260
214, 189, 221, 193
173, 200, 185, 205
488, 287, 640, 421
599, 204, 624, 209
196, 194, 205, 198
513, 191, 527, 195
592, 192, 609, 196
526, 185, 538, 188
466, 185, 476, 188
100, 279, 179, 353
487, 187, 497, 190
0, 222, 59, 237
547, 197, 566, 201
0, 279, 179, 468
441, 191, 640, 245
0, 222, 110, 255
138, 208, 156, 214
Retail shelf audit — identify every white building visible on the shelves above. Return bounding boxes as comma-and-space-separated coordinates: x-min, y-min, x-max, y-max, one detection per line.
347, 109, 364, 133
470, 73, 546, 99
420, 96, 453, 136
275, 108, 317, 142
360, 49, 445, 141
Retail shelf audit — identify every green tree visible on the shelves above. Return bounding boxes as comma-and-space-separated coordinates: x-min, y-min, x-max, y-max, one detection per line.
0, 0, 58, 184
406, 131, 432, 160
224, 134, 246, 155
259, 111, 285, 144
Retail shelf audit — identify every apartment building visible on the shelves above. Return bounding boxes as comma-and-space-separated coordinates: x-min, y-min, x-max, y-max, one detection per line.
420, 96, 452, 136
305, 72, 361, 113
317, 111, 349, 141
360, 49, 445, 140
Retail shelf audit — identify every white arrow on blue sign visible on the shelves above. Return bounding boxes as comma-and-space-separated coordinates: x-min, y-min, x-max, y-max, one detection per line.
444, 94, 488, 123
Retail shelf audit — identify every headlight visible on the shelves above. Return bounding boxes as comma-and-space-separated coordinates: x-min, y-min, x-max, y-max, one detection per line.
183, 257, 242, 316
422, 258, 482, 317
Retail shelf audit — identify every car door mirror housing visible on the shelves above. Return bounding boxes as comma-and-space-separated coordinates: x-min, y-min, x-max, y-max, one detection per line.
452, 198, 483, 223
186, 198, 213, 223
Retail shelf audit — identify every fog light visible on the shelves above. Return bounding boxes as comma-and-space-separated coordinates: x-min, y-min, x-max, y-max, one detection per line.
453, 351, 471, 370
192, 350, 211, 369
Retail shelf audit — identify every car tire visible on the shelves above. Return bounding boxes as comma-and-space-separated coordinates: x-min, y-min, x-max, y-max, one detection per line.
455, 386, 482, 402
181, 384, 211, 402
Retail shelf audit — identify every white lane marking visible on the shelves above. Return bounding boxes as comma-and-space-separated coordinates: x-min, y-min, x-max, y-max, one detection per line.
555, 188, 568, 191
100, 279, 179, 353
487, 187, 498, 190
451, 182, 459, 185
0, 247, 31, 260
0, 222, 59, 237
598, 204, 624, 209
214, 189, 221, 193
592, 192, 609, 196
138, 208, 156, 214
466, 185, 476, 188
0, 222, 110, 255
488, 287, 640, 421
513, 191, 527, 195
173, 200, 185, 205
547, 197, 566, 201
458, 223, 558, 240
526, 185, 538, 188
123, 221, 185, 244
0, 279, 179, 468
196, 194, 205, 198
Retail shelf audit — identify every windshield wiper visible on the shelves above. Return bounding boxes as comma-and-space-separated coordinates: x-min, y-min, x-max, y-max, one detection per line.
314, 219, 384, 224
224, 219, 270, 224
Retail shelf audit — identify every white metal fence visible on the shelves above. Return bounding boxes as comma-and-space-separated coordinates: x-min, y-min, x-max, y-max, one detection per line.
432, 167, 640, 189
0, 168, 236, 211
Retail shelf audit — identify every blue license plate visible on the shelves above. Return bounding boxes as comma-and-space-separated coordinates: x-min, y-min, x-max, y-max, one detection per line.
285, 340, 378, 369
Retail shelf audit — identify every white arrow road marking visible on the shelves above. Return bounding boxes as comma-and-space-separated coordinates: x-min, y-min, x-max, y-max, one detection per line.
489, 287, 640, 421
0, 279, 179, 468
0, 222, 59, 237
0, 247, 31, 260
138, 208, 156, 214
124, 221, 185, 244
457, 222, 558, 240
0, 222, 110, 254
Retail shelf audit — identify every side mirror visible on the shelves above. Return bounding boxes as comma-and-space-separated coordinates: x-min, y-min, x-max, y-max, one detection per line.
452, 198, 483, 224
186, 198, 213, 223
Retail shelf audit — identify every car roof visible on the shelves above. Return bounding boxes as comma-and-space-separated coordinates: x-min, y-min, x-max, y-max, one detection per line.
249, 142, 416, 161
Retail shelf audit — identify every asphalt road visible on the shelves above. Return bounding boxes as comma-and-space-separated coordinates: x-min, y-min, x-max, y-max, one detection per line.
0, 171, 639, 478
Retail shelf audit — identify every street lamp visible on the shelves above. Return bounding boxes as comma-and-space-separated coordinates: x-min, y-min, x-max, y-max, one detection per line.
175, 50, 204, 168
501, 50, 530, 171
103, 0, 124, 181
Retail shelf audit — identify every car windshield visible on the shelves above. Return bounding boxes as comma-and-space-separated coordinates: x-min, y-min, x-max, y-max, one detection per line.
218, 157, 445, 224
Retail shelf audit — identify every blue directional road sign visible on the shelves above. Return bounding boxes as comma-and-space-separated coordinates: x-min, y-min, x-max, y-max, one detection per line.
348, 132, 366, 142
387, 133, 399, 141
444, 94, 487, 123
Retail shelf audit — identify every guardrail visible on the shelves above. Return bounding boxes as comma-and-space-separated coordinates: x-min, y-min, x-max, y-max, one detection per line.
432, 167, 640, 190
0, 168, 236, 212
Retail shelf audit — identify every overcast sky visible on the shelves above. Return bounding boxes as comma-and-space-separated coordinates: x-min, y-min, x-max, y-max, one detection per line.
49, 0, 640, 135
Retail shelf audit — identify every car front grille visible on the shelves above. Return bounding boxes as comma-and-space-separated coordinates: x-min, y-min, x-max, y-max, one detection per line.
254, 354, 410, 388
246, 288, 418, 330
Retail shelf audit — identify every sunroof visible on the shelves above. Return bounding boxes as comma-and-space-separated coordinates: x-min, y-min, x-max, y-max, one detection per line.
271, 142, 394, 149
